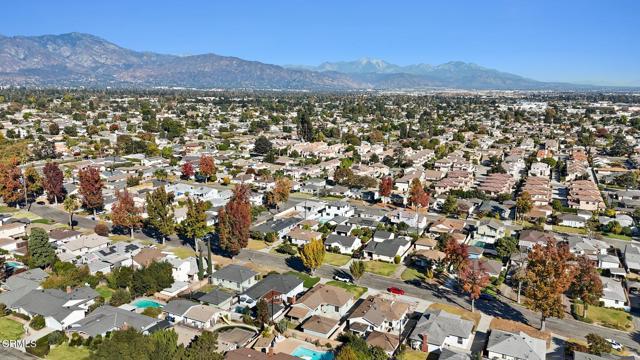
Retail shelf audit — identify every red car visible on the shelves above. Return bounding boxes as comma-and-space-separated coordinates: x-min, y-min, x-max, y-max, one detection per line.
387, 287, 405, 295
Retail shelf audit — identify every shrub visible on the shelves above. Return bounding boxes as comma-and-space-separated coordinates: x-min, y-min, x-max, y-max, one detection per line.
393, 255, 401, 264
69, 333, 83, 347
30, 315, 46, 330
26, 336, 50, 357
47, 331, 67, 346
142, 307, 162, 318
94, 222, 110, 236
109, 288, 131, 307
11, 311, 30, 320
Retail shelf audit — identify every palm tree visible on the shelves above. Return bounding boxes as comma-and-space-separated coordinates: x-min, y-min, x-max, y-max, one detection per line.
63, 195, 80, 230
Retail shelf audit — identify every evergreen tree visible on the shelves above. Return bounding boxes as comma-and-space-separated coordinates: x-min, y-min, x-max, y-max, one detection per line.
145, 186, 175, 244
28, 228, 56, 268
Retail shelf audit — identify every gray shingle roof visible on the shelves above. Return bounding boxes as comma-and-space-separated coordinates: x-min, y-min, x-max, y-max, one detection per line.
69, 305, 157, 337
212, 264, 257, 284
487, 330, 546, 360
241, 273, 303, 301
409, 309, 474, 346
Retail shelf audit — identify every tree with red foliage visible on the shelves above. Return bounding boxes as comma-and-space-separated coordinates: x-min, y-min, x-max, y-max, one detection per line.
43, 162, 65, 204
525, 239, 575, 330
181, 162, 195, 179
408, 178, 430, 209
0, 158, 24, 207
379, 176, 393, 201
444, 238, 469, 274
78, 166, 104, 216
199, 155, 215, 183
459, 260, 490, 312
218, 184, 252, 256
111, 189, 142, 238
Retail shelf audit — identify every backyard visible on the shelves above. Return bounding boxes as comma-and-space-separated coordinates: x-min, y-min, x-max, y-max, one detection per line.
326, 280, 368, 298
46, 344, 91, 360
365, 260, 399, 277
398, 349, 428, 360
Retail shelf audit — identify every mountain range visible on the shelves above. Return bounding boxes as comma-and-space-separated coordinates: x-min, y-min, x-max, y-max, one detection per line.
0, 32, 610, 90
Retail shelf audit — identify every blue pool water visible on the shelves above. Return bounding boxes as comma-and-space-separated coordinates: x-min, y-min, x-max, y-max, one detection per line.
133, 299, 162, 309
6, 261, 24, 268
292, 347, 334, 360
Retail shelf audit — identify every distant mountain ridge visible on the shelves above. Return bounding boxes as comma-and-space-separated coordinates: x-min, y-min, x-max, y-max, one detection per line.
0, 32, 612, 90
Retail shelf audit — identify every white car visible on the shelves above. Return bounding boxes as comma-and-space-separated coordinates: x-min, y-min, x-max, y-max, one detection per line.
333, 274, 352, 283
606, 339, 622, 351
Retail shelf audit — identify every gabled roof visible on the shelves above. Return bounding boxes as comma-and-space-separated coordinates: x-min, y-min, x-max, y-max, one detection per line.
241, 273, 303, 301
349, 295, 409, 326
69, 305, 157, 337
296, 284, 352, 310
163, 299, 198, 316
212, 264, 257, 284
487, 330, 546, 360
409, 309, 474, 346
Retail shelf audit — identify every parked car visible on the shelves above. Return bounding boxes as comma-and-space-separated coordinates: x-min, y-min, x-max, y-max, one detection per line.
387, 287, 405, 295
606, 339, 622, 351
333, 274, 352, 283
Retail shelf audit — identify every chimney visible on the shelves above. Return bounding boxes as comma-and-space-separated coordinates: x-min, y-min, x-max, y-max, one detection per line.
66, 285, 72, 294
420, 334, 428, 352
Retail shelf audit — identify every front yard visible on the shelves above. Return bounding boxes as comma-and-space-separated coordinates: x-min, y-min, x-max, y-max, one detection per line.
552, 225, 587, 235
326, 280, 368, 298
428, 303, 481, 328
401, 267, 425, 281
573, 303, 634, 331
286, 271, 320, 288
46, 344, 91, 360
247, 239, 268, 250
323, 252, 351, 266
365, 260, 399, 277
0, 317, 24, 340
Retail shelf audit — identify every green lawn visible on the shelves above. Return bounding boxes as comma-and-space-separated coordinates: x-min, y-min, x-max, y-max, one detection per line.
602, 233, 633, 241
574, 304, 633, 331
326, 280, 368, 298
31, 218, 55, 225
429, 303, 481, 328
552, 225, 587, 235
0, 205, 18, 213
401, 267, 425, 281
168, 246, 196, 259
365, 261, 399, 277
286, 271, 320, 288
46, 344, 91, 360
398, 349, 428, 360
13, 211, 42, 220
109, 235, 132, 242
323, 252, 351, 266
0, 317, 25, 340
96, 286, 115, 301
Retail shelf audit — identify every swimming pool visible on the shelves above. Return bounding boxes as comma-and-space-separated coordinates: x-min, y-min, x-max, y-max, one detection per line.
132, 299, 163, 309
6, 261, 24, 268
292, 346, 334, 360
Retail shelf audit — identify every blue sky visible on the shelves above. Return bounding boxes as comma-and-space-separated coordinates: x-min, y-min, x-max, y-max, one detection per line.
2, 0, 639, 86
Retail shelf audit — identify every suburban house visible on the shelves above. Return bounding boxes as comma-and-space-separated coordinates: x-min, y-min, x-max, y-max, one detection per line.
287, 283, 354, 322
68, 305, 159, 337
196, 289, 235, 311
623, 244, 640, 273
211, 264, 259, 292
182, 304, 221, 329
474, 218, 506, 245
408, 309, 474, 353
323, 201, 354, 218
486, 330, 547, 360
325, 234, 361, 254
599, 276, 630, 311
364, 236, 412, 262
366, 330, 401, 356
300, 315, 342, 339
238, 273, 305, 308
557, 214, 586, 228
287, 228, 322, 246
348, 295, 410, 335
59, 234, 111, 257
251, 217, 301, 240
0, 268, 48, 308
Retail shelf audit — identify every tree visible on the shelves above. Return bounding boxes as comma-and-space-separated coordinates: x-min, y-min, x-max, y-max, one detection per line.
63, 195, 80, 230
181, 162, 195, 179
178, 197, 210, 252
516, 192, 533, 221
111, 189, 143, 238
569, 255, 603, 317
183, 331, 223, 360
336, 346, 359, 360
495, 236, 518, 261
442, 195, 458, 215
350, 260, 365, 282
299, 239, 325, 274
379, 176, 393, 200
28, 228, 56, 268
273, 177, 292, 205
444, 238, 469, 273
92, 328, 154, 360
109, 288, 131, 306
0, 159, 23, 207
256, 298, 270, 328
525, 239, 574, 330
296, 108, 314, 142
408, 178, 430, 209
218, 184, 251, 256
149, 329, 180, 360
146, 186, 175, 244
459, 260, 490, 312
79, 166, 104, 216
43, 162, 65, 204
585, 333, 612, 355
24, 165, 42, 205
254, 135, 273, 154
198, 154, 215, 183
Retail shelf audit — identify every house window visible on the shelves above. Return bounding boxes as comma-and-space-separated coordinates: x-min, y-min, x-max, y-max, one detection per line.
457, 337, 463, 345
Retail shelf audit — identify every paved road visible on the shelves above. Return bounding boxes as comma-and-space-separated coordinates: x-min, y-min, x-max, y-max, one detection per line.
237, 249, 640, 351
